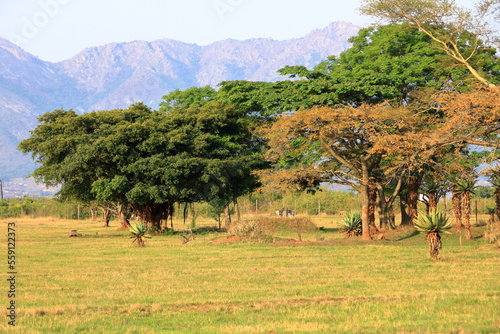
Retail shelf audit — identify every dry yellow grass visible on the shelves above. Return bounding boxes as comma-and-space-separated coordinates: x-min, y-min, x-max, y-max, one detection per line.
0, 217, 498, 333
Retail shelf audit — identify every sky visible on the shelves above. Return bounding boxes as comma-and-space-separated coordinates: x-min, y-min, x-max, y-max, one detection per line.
0, 0, 479, 63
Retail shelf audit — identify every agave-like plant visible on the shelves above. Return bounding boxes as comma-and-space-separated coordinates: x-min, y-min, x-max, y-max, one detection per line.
414, 211, 453, 260
340, 212, 362, 237
129, 222, 151, 247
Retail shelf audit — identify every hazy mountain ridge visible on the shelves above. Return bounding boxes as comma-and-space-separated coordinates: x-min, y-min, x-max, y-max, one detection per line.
0, 21, 359, 189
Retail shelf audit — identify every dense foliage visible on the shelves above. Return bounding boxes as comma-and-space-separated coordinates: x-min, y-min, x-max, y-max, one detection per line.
18, 102, 261, 228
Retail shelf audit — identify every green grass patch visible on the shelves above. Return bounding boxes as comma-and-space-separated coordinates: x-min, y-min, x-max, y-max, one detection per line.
1, 217, 499, 333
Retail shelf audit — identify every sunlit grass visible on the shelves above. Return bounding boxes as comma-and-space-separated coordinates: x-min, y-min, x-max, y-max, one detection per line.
0, 217, 498, 333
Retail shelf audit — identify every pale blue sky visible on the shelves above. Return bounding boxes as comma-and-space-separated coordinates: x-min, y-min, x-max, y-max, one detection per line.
0, 0, 478, 62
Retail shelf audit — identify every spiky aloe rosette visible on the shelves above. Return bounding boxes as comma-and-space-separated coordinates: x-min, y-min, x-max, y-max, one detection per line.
414, 211, 453, 260
129, 222, 151, 247
340, 212, 362, 237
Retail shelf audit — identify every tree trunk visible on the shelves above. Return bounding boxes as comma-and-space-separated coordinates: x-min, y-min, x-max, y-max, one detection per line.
90, 207, 99, 221
462, 192, 472, 241
428, 190, 438, 212
117, 204, 130, 229
387, 197, 396, 229
183, 203, 189, 226
234, 198, 241, 223
452, 186, 463, 230
103, 208, 111, 227
408, 176, 419, 221
376, 190, 394, 231
190, 202, 197, 228
368, 185, 379, 234
495, 189, 500, 222
360, 184, 372, 241
162, 202, 174, 231
400, 175, 420, 228
426, 231, 442, 261
133, 203, 168, 231
399, 193, 413, 227
224, 205, 232, 231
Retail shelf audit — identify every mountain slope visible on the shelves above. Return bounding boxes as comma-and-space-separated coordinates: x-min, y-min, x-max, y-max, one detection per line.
0, 21, 359, 192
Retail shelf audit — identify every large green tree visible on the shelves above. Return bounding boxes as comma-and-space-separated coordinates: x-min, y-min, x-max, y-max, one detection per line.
19, 102, 259, 229
217, 23, 497, 115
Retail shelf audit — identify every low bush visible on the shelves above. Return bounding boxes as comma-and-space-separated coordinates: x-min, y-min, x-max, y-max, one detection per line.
484, 215, 500, 248
231, 217, 317, 241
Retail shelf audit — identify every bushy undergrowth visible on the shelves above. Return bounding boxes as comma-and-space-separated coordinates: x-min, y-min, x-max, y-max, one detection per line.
484, 217, 500, 247
231, 217, 317, 241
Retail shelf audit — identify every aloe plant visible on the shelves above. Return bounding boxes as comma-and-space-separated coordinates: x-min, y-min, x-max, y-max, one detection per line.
414, 211, 453, 260
340, 212, 362, 237
454, 179, 476, 240
129, 222, 151, 247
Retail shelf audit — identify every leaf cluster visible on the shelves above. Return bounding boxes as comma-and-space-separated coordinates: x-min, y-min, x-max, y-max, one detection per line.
414, 210, 453, 233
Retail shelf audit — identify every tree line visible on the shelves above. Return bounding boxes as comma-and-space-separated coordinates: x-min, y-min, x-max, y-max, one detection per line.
17, 0, 500, 239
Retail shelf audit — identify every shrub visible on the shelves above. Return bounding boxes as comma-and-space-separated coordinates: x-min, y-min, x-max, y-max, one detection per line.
484, 211, 500, 248
231, 220, 267, 239
231, 217, 317, 241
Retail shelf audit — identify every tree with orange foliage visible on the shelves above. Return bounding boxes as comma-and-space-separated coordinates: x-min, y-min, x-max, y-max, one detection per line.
263, 88, 500, 239
263, 104, 421, 240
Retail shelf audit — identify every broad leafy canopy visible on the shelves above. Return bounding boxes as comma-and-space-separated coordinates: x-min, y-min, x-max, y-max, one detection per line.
18, 101, 259, 207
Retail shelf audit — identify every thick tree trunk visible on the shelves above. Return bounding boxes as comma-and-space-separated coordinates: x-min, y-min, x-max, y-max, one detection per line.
133, 203, 169, 231
408, 176, 420, 222
427, 190, 438, 212
399, 193, 413, 227
426, 232, 442, 261
376, 190, 395, 230
117, 204, 130, 229
387, 197, 396, 229
368, 185, 379, 234
360, 184, 372, 241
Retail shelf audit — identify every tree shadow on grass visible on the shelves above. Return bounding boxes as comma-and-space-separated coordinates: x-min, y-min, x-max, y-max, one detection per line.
394, 229, 420, 241
318, 227, 340, 233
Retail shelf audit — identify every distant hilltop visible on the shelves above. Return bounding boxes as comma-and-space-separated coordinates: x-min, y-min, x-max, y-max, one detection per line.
0, 21, 360, 195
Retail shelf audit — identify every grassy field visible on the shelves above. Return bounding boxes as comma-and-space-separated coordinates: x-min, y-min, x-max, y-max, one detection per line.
1, 216, 499, 333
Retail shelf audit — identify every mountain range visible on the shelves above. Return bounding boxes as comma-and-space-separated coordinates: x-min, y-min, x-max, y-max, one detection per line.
0, 21, 360, 196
